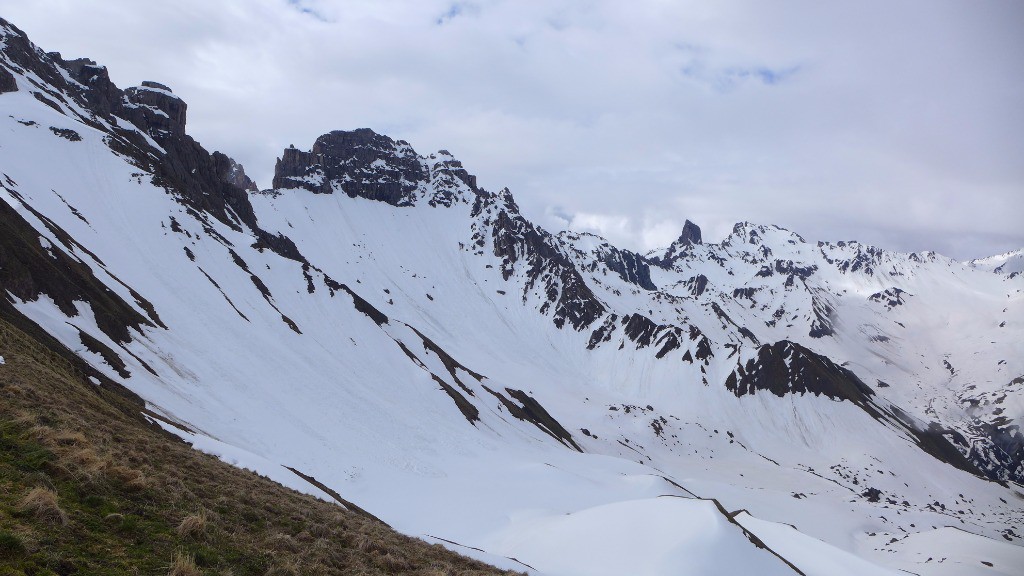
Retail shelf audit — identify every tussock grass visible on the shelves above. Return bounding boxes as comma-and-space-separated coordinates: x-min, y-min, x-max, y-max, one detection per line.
177, 510, 208, 540
17, 487, 66, 525
168, 548, 202, 576
0, 316, 522, 575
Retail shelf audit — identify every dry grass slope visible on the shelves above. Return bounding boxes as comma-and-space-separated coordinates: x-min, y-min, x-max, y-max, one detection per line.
0, 317, 524, 575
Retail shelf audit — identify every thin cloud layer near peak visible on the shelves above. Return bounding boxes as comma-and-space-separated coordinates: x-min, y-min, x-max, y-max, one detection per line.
2, 0, 1021, 259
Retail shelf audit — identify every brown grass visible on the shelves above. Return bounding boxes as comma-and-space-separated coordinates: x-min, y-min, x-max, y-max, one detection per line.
64, 444, 108, 483
105, 462, 149, 490
53, 429, 87, 445
168, 548, 202, 576
263, 561, 300, 576
177, 510, 208, 539
18, 487, 67, 525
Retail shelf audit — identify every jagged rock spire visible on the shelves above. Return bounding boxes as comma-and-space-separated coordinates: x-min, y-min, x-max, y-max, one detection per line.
677, 220, 702, 246
652, 219, 703, 268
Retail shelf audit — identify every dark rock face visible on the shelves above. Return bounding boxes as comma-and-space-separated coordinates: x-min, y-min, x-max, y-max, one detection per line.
433, 374, 480, 423
583, 311, 710, 365
273, 129, 426, 204
475, 197, 606, 331
819, 241, 885, 275
861, 487, 883, 502
146, 129, 264, 235
774, 260, 816, 281
0, 194, 158, 346
808, 297, 835, 338
685, 274, 709, 297
693, 330, 714, 361
212, 151, 258, 192
601, 248, 656, 290
733, 287, 757, 301
1, 20, 81, 102
424, 151, 478, 207
123, 82, 187, 135
749, 259, 818, 290
63, 58, 120, 117
273, 131, 482, 207
678, 220, 702, 245
653, 219, 702, 267
483, 386, 582, 451
869, 287, 910, 310
0, 66, 16, 93
725, 341, 875, 402
273, 146, 313, 185
49, 127, 81, 141
620, 315, 686, 359
622, 314, 660, 349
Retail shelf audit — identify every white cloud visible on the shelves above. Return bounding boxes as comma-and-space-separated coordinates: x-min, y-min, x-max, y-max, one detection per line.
2, 0, 1021, 259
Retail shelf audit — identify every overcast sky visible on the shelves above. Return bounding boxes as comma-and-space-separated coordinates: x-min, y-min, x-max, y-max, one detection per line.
3, 0, 1021, 259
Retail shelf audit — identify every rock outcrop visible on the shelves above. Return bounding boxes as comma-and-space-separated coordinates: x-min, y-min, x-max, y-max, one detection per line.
124, 81, 186, 135
273, 129, 426, 203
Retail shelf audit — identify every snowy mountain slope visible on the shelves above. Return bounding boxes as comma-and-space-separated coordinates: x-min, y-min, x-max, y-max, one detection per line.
2, 18, 1023, 575
970, 249, 1024, 277
551, 218, 1024, 487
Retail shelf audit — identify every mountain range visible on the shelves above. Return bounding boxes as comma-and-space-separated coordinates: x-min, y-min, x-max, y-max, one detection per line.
1, 17, 1022, 576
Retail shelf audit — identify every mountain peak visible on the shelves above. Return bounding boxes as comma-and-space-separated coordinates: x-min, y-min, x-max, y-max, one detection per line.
652, 219, 703, 267
272, 129, 423, 201
272, 129, 481, 207
678, 219, 702, 245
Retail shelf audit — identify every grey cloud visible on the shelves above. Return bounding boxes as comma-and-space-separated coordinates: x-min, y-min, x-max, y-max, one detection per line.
2, 0, 1020, 260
